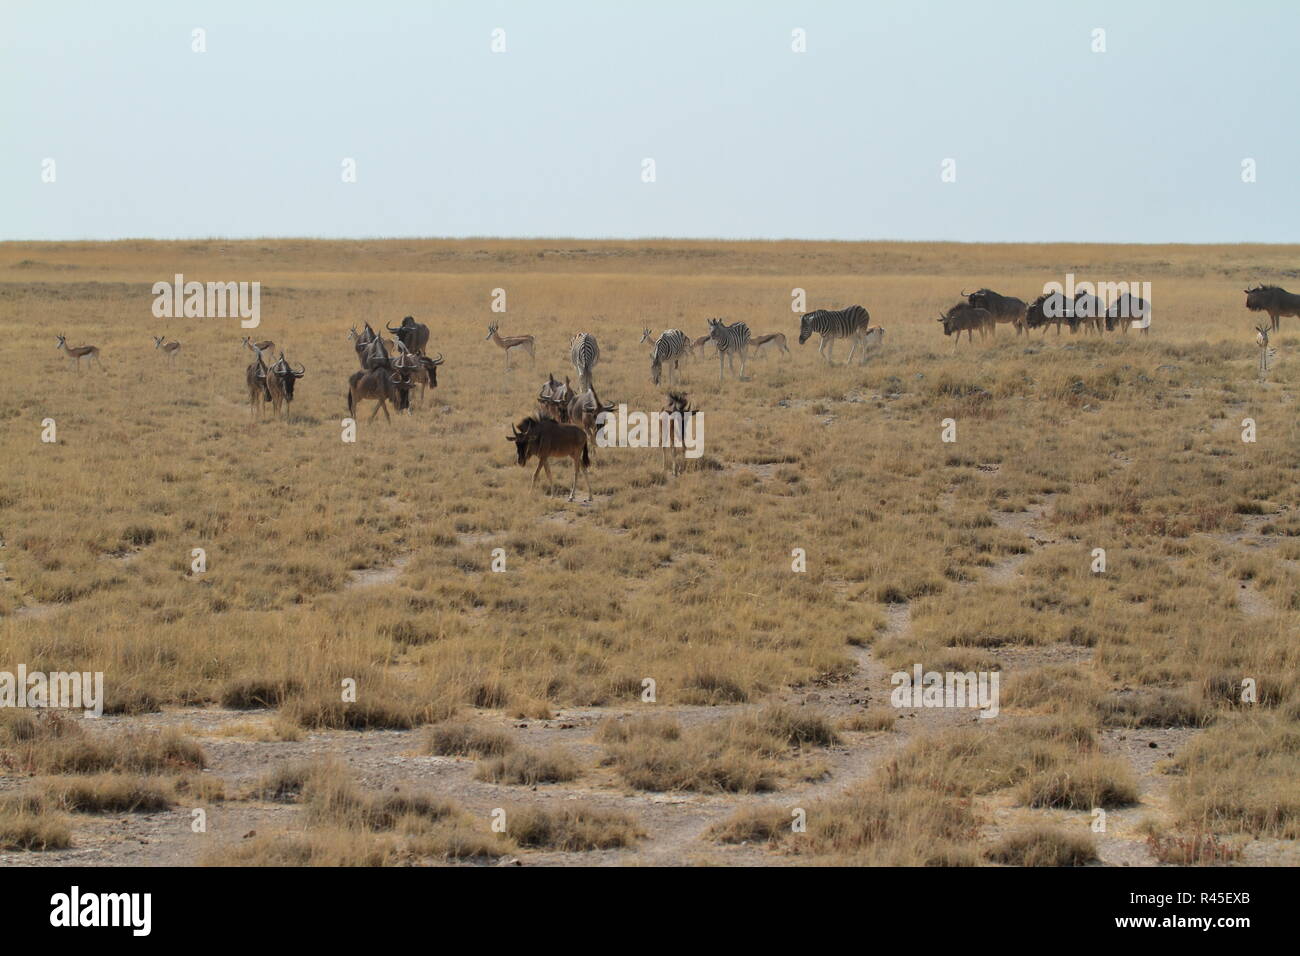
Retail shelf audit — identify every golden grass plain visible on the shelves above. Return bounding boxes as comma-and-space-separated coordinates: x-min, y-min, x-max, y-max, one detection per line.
1, 238, 1297, 866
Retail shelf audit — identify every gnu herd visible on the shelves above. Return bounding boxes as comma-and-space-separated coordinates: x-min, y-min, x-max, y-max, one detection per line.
50, 282, 1296, 501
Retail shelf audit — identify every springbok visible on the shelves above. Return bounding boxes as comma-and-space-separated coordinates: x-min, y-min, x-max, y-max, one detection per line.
55, 335, 101, 371
1256, 324, 1277, 377
242, 336, 274, 353
347, 366, 413, 424
153, 336, 181, 362
506, 416, 593, 503
750, 332, 790, 357
486, 322, 535, 370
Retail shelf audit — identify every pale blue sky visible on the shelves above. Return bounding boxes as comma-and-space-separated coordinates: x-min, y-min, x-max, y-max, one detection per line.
2, 0, 1295, 242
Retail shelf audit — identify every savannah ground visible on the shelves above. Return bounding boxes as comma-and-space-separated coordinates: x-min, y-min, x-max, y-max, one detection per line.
0, 238, 1297, 866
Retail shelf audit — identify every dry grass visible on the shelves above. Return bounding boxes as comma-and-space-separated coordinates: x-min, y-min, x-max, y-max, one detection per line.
987, 826, 1098, 866
505, 803, 643, 851
2, 238, 1298, 864
474, 746, 581, 786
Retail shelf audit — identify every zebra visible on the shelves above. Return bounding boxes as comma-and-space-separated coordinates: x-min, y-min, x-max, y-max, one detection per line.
648, 329, 689, 386
706, 317, 750, 383
797, 305, 873, 364
570, 332, 599, 392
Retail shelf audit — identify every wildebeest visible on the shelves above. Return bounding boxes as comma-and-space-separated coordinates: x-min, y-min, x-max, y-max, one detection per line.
1070, 292, 1105, 334
266, 353, 306, 417
403, 350, 443, 405
938, 303, 993, 343
1024, 293, 1071, 335
661, 392, 698, 477
506, 416, 593, 502
245, 345, 271, 416
962, 290, 1027, 335
387, 316, 430, 355
1244, 285, 1300, 333
1106, 293, 1151, 335
566, 384, 616, 454
537, 373, 574, 421
346, 366, 413, 423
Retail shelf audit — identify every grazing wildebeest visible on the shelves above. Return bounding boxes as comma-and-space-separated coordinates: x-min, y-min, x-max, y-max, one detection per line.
266, 353, 306, 417
1244, 285, 1300, 333
1106, 293, 1151, 335
346, 367, 413, 424
797, 306, 872, 363
506, 416, 593, 502
1071, 292, 1105, 334
537, 373, 574, 421
1024, 293, 1071, 335
486, 322, 535, 370
938, 303, 993, 343
55, 335, 102, 371
963, 290, 1027, 335
387, 316, 430, 355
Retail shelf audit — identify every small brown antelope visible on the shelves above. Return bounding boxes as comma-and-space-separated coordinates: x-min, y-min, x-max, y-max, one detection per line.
662, 392, 698, 476
1256, 324, 1277, 377
346, 366, 413, 423
153, 336, 181, 362
750, 332, 790, 357
691, 333, 715, 361
242, 336, 274, 353
486, 321, 535, 370
55, 335, 101, 371
507, 416, 593, 503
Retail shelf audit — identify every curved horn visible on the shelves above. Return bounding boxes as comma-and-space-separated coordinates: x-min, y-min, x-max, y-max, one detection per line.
386, 322, 401, 333
292, 362, 305, 376
429, 352, 444, 366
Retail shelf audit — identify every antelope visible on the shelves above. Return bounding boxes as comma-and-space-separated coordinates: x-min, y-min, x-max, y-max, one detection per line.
346, 366, 413, 424
566, 384, 616, 455
1256, 324, 1277, 377
246, 346, 271, 417
662, 392, 698, 477
486, 322, 535, 370
691, 333, 716, 361
506, 416, 593, 503
55, 335, 101, 371
266, 353, 306, 417
750, 332, 790, 357
393, 346, 444, 406
537, 373, 574, 421
242, 336, 274, 353
153, 336, 181, 362
387, 316, 430, 355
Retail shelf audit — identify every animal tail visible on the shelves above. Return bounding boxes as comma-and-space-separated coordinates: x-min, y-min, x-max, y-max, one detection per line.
581, 443, 590, 470
347, 387, 355, 417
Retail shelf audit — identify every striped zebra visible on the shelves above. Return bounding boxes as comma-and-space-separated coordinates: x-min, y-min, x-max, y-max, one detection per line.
570, 332, 599, 392
797, 305, 873, 364
706, 317, 750, 382
648, 329, 689, 386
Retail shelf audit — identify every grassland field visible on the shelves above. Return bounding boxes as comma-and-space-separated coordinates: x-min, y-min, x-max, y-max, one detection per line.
0, 238, 1296, 866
